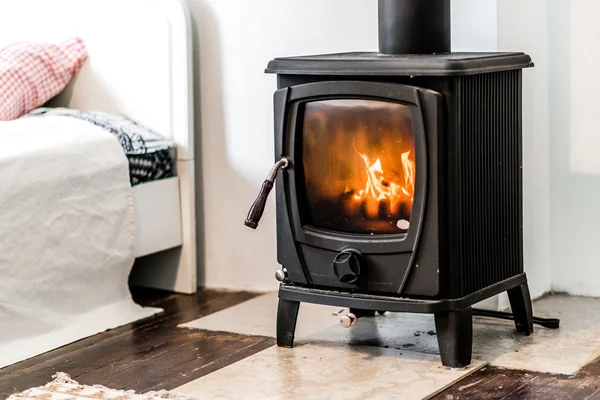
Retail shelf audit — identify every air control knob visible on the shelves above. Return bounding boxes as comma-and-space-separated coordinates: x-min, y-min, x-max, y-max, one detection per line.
333, 250, 364, 284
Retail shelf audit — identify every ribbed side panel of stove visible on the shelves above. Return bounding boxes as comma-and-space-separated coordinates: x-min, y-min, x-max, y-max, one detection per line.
456, 70, 523, 296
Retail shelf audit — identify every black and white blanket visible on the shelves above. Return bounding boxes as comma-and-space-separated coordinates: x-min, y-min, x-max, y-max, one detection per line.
27, 108, 175, 186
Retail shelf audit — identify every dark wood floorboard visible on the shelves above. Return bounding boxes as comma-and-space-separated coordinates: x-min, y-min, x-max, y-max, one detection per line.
579, 355, 600, 377
0, 287, 272, 399
434, 363, 600, 400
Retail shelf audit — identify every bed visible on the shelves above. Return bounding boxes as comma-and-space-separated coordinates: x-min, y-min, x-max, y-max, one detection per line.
0, 0, 197, 293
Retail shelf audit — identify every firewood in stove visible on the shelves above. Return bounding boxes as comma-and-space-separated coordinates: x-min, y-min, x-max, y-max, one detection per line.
362, 198, 379, 219
379, 198, 392, 219
399, 201, 412, 221
341, 190, 360, 217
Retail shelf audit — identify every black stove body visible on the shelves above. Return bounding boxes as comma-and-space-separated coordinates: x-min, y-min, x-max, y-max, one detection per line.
259, 0, 534, 368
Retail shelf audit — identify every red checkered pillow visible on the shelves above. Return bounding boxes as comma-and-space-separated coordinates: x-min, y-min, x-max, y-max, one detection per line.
0, 38, 88, 121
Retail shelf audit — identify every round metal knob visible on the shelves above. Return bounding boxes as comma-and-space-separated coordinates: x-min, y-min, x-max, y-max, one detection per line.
340, 313, 358, 328
275, 268, 287, 282
333, 250, 363, 284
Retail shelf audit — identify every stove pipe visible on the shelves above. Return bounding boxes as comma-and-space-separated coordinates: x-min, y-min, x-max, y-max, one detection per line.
378, 0, 451, 55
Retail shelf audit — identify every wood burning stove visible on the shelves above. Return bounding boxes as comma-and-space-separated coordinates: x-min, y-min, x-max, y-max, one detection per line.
246, 0, 535, 368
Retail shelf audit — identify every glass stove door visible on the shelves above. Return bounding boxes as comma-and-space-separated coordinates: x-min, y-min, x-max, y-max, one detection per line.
302, 99, 416, 235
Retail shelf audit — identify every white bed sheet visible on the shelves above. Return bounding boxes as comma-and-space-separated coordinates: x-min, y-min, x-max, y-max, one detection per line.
0, 116, 159, 368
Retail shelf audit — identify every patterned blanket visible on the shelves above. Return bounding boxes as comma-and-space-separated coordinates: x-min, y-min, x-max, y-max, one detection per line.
27, 108, 175, 185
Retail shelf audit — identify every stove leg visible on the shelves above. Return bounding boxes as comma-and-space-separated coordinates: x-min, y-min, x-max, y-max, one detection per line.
277, 297, 300, 348
507, 282, 534, 335
434, 307, 473, 369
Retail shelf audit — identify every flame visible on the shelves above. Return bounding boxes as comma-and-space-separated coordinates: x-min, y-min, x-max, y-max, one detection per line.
352, 149, 415, 213
401, 151, 415, 196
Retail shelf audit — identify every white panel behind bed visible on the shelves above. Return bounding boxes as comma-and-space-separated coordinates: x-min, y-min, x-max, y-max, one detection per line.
0, 0, 197, 293
0, 0, 192, 157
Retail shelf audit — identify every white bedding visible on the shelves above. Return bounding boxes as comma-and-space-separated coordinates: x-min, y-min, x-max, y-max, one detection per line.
0, 116, 159, 368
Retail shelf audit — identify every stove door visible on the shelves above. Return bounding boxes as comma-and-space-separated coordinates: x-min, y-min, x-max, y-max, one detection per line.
274, 81, 442, 296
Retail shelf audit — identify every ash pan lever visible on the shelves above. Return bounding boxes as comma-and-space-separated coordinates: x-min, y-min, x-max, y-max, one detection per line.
244, 158, 289, 229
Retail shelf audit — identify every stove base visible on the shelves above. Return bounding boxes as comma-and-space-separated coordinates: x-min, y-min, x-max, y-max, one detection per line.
276, 274, 532, 368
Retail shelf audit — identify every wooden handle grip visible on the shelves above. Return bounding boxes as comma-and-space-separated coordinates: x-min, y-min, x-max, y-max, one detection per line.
245, 180, 274, 229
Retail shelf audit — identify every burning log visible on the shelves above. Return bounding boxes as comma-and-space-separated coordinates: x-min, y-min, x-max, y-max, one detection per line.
341, 191, 361, 217
362, 198, 380, 219
333, 146, 416, 229
379, 198, 392, 218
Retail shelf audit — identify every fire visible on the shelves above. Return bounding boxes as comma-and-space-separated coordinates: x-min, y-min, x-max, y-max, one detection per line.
351, 149, 415, 217
401, 151, 415, 196
302, 98, 416, 233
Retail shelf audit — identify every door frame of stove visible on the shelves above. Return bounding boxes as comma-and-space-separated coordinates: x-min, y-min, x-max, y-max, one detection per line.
278, 81, 431, 254
273, 80, 445, 294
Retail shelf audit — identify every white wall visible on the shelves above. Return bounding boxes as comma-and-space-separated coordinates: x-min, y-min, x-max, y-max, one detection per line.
478, 0, 600, 298
189, 0, 378, 291
190, 0, 553, 295
497, 0, 552, 301
452, 0, 497, 51
548, 1, 600, 296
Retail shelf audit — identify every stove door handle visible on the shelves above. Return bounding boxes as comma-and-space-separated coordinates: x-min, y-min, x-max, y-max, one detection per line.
245, 158, 289, 229
245, 180, 274, 229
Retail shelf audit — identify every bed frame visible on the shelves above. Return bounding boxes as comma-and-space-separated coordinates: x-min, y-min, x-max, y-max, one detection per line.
0, 0, 197, 293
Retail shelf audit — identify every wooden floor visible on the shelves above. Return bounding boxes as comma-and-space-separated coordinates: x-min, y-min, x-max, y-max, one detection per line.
2, 288, 600, 400
0, 287, 274, 399
434, 360, 600, 400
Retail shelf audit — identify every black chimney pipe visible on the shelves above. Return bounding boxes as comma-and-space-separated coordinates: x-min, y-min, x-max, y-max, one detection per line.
378, 0, 451, 55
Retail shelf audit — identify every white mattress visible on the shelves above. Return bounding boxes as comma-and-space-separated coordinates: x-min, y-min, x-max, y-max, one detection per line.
0, 0, 196, 295
0, 116, 158, 368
